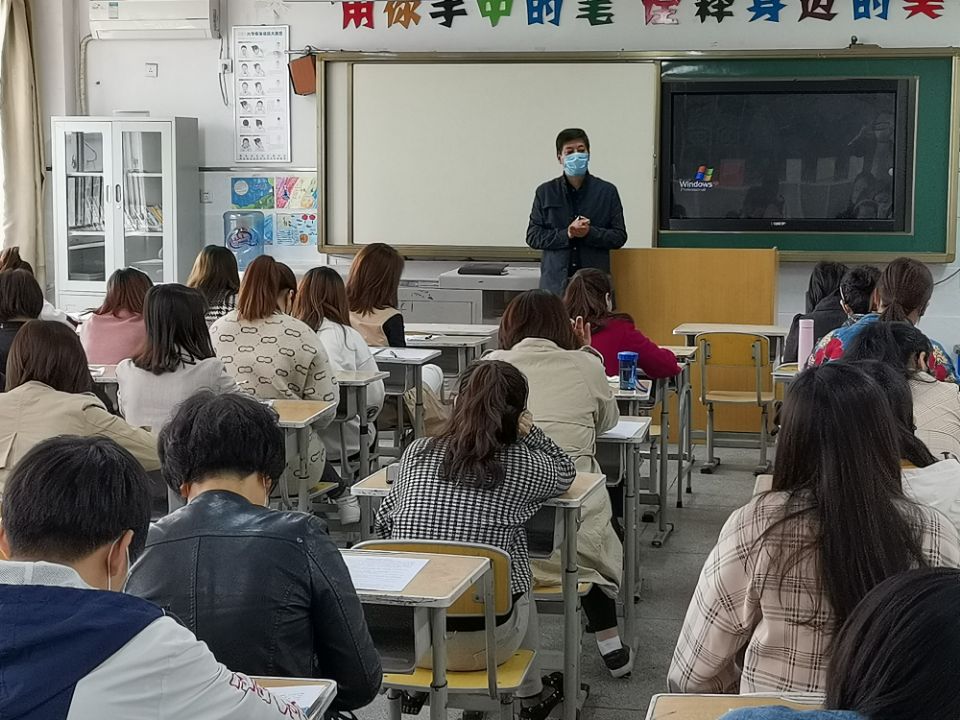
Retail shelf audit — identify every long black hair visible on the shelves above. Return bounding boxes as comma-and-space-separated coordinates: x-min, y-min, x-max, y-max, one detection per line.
424, 360, 528, 490
763, 363, 928, 628
133, 284, 216, 375
827, 568, 960, 719
846, 359, 937, 468
805, 261, 848, 313
844, 321, 933, 376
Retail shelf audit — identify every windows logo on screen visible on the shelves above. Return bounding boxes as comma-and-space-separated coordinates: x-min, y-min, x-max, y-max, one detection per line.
680, 165, 717, 191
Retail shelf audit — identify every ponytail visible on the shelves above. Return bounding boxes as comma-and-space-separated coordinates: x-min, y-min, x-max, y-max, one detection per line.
424, 360, 528, 490
877, 258, 933, 324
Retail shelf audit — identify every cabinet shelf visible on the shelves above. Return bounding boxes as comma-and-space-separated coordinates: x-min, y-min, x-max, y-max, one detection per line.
125, 231, 164, 237
67, 172, 104, 177
68, 241, 105, 251
126, 172, 163, 178
68, 230, 105, 236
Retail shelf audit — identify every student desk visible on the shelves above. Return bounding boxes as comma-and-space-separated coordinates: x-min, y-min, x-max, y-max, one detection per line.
272, 399, 338, 512
405, 322, 499, 339
645, 693, 823, 720
597, 416, 652, 649
334, 370, 390, 478
773, 362, 801, 385
342, 548, 491, 720
611, 378, 675, 546
372, 348, 442, 441
89, 364, 118, 384
351, 470, 606, 720
662, 346, 699, 501
673, 323, 791, 363
405, 334, 489, 375
253, 677, 338, 720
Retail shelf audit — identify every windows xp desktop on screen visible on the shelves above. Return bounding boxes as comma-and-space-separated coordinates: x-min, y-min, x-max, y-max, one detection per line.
660, 79, 916, 233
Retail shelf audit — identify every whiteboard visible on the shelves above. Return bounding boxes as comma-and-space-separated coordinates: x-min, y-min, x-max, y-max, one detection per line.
347, 62, 657, 251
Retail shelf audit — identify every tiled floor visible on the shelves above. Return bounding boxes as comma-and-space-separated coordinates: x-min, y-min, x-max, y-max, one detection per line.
359, 446, 761, 720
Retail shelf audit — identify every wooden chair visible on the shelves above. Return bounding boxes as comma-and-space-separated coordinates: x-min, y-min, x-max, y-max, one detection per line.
353, 540, 536, 720
696, 332, 775, 475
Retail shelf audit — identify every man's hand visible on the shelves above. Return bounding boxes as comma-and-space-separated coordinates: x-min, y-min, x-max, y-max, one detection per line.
567, 216, 591, 239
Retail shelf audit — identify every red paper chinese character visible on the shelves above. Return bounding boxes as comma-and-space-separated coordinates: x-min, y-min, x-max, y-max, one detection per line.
642, 0, 681, 24
903, 0, 943, 18
342, 1, 375, 28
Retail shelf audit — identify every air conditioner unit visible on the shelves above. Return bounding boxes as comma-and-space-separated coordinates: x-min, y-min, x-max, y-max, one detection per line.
89, 1, 221, 40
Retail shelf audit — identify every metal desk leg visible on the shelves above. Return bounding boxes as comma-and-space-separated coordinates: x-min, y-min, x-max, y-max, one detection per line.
414, 365, 425, 439
653, 380, 674, 548
358, 385, 370, 479
457, 347, 467, 376
296, 426, 310, 512
359, 495, 375, 540
623, 442, 638, 648
429, 607, 449, 720
562, 506, 583, 720
684, 363, 694, 495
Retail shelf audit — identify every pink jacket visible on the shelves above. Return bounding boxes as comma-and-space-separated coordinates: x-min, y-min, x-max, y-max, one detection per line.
79, 311, 147, 365
590, 317, 681, 379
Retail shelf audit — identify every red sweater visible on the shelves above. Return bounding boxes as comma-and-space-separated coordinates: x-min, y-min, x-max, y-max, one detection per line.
591, 317, 681, 379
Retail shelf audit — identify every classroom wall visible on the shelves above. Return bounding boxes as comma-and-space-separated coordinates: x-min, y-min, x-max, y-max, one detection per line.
30, 0, 960, 349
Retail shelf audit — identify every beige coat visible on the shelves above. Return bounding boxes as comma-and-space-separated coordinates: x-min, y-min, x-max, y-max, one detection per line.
0, 381, 160, 492
911, 373, 960, 460
487, 337, 622, 592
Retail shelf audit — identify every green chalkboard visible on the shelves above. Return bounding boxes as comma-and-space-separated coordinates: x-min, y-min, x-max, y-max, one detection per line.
657, 57, 956, 261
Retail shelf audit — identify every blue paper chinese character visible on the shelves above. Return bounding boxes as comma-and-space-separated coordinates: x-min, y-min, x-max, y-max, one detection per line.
852, 0, 889, 18
527, 0, 563, 25
748, 0, 785, 20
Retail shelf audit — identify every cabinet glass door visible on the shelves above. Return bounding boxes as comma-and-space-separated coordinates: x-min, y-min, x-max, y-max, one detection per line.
117, 124, 170, 283
60, 126, 112, 285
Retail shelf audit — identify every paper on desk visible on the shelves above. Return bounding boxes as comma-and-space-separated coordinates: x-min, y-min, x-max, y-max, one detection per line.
343, 555, 428, 592
601, 420, 648, 440
271, 685, 328, 714
88, 366, 105, 377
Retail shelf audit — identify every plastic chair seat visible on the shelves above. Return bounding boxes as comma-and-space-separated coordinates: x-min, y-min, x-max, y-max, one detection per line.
383, 650, 536, 693
648, 424, 661, 437
704, 390, 775, 404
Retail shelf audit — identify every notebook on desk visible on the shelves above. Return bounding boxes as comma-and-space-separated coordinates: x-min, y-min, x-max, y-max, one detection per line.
457, 262, 508, 276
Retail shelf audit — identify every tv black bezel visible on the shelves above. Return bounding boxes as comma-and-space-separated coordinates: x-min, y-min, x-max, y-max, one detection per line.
659, 78, 916, 234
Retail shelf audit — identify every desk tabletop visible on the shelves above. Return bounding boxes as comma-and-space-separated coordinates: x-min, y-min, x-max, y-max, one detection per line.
598, 416, 652, 444
773, 363, 801, 380
674, 323, 790, 338
406, 322, 499, 338
270, 399, 338, 428
342, 548, 489, 607
645, 693, 823, 720
336, 370, 390, 386
253, 677, 338, 720
89, 365, 117, 384
406, 334, 489, 349
372, 347, 442, 364
662, 345, 698, 361
353, 468, 605, 508
609, 378, 654, 402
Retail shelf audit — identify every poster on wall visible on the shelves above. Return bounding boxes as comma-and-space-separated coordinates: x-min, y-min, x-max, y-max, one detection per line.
233, 25, 291, 163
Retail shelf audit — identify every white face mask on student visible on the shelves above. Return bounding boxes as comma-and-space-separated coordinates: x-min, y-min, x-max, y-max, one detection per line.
106, 535, 131, 592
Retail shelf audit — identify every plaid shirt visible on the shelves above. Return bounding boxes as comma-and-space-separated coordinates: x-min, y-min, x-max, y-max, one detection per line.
204, 292, 237, 326
668, 491, 960, 695
374, 426, 576, 595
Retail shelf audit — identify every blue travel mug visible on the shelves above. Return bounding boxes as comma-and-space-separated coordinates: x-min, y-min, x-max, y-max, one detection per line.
618, 351, 639, 391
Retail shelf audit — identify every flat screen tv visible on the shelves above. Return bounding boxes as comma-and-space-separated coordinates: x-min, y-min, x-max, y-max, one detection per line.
660, 78, 916, 233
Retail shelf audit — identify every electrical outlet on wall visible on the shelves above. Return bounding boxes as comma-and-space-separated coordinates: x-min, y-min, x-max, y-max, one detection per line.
219, 59, 233, 75
145, 62, 159, 78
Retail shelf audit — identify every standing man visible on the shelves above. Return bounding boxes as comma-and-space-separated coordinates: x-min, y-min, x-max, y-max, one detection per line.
526, 128, 628, 295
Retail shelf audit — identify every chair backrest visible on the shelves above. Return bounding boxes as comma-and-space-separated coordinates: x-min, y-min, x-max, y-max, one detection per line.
697, 332, 771, 407
353, 539, 513, 616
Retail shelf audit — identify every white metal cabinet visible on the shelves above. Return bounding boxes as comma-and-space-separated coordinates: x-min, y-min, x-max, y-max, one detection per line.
51, 116, 200, 307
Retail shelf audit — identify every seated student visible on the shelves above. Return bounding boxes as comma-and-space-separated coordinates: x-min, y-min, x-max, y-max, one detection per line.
293, 267, 385, 474
0, 321, 159, 491
562, 268, 680, 379
836, 264, 880, 326
782, 262, 848, 364
0, 268, 43, 373
186, 244, 242, 324
0, 435, 308, 720
668, 362, 960, 694
719, 567, 960, 720
126, 392, 382, 712
116, 284, 237, 430
487, 290, 632, 678
0, 246, 75, 326
79, 267, 153, 365
375, 360, 575, 720
847, 359, 960, 532
211, 255, 338, 491
844, 321, 960, 460
810, 257, 956, 382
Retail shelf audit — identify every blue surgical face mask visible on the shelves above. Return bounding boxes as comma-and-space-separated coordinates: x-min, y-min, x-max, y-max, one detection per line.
563, 152, 589, 177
